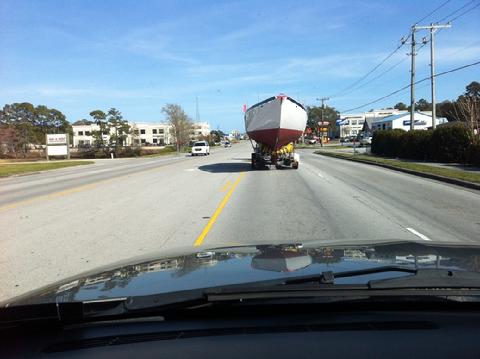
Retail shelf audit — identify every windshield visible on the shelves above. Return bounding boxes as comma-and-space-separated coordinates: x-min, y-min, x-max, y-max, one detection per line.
0, 0, 479, 306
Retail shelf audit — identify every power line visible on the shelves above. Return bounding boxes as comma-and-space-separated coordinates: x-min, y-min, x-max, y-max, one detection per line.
436, 0, 477, 22
341, 42, 431, 98
413, 0, 451, 25
328, 43, 406, 98
328, 1, 452, 99
448, 0, 480, 22
339, 60, 480, 113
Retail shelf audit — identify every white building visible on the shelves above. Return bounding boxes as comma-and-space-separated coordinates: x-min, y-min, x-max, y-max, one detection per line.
338, 109, 407, 138
190, 122, 211, 139
72, 121, 209, 147
130, 122, 172, 146
371, 112, 447, 132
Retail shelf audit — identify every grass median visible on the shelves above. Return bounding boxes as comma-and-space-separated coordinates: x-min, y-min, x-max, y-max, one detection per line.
315, 151, 480, 184
0, 161, 95, 178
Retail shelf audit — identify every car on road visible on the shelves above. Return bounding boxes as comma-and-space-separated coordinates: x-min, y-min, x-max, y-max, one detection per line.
191, 141, 210, 156
224, 141, 232, 147
306, 138, 317, 145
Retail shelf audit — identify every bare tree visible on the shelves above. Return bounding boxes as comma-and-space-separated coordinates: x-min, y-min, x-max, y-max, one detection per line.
162, 104, 192, 152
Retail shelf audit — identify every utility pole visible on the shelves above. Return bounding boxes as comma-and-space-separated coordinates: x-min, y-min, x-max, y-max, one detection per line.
414, 23, 451, 129
195, 96, 200, 123
316, 97, 329, 147
409, 27, 416, 131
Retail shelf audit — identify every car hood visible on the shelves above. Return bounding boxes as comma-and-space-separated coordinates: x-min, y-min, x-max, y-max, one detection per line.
6, 240, 480, 306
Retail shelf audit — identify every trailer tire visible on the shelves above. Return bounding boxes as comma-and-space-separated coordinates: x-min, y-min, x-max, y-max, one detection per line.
292, 162, 299, 169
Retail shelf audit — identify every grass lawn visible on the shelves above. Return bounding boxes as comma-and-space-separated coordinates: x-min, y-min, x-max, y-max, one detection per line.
315, 151, 480, 184
0, 161, 95, 178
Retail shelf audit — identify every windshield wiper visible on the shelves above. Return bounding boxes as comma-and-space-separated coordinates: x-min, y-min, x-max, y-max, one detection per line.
282, 266, 480, 288
284, 266, 417, 285
4, 268, 480, 327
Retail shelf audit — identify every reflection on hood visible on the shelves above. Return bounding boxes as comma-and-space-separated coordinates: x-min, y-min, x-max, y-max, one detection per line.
7, 241, 480, 306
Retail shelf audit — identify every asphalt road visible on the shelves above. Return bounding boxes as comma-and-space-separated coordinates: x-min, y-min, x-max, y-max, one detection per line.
1, 142, 479, 301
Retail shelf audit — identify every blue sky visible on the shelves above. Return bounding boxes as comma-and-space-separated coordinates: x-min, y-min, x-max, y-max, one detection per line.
1, 0, 479, 132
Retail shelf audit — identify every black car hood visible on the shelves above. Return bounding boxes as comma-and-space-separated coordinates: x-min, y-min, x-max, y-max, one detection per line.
6, 240, 480, 306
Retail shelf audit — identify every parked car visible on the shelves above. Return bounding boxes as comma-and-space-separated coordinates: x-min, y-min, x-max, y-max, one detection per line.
359, 136, 372, 146
224, 141, 231, 147
191, 141, 210, 156
306, 138, 317, 145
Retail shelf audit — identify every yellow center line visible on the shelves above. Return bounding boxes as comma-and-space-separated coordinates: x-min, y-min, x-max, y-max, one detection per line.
220, 180, 231, 192
194, 172, 245, 247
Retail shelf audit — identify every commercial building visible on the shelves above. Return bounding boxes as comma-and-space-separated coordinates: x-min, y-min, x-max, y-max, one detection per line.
130, 123, 172, 146
72, 121, 210, 147
190, 122, 211, 138
371, 112, 447, 131
337, 109, 407, 138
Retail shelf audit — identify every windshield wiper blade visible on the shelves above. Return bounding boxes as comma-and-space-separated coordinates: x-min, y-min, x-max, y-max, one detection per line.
284, 266, 480, 289
284, 266, 417, 285
369, 269, 480, 289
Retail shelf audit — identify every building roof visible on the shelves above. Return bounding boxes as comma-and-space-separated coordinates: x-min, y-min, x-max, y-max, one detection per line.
372, 112, 437, 123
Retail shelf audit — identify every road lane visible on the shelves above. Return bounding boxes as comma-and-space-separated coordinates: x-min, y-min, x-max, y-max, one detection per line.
1, 142, 479, 302
0, 146, 242, 301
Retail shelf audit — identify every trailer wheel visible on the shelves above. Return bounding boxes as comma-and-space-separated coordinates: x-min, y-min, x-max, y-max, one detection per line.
292, 161, 299, 169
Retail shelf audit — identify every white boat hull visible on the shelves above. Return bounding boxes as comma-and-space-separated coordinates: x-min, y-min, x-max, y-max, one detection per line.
245, 95, 307, 150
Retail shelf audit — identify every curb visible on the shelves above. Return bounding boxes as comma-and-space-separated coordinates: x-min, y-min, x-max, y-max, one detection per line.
315, 151, 480, 191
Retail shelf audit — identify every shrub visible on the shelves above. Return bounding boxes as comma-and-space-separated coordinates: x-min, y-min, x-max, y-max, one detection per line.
466, 141, 480, 166
371, 129, 405, 157
399, 130, 433, 160
430, 124, 473, 163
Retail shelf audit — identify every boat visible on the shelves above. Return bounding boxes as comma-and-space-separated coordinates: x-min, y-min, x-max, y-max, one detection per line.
244, 94, 307, 151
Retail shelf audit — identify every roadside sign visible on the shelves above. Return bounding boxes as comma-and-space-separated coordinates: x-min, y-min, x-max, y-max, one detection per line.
46, 133, 70, 160
317, 121, 330, 126
46, 134, 67, 145
47, 145, 68, 156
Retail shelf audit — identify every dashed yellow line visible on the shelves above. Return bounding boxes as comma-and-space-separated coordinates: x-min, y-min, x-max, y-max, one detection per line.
194, 172, 245, 247
221, 180, 231, 192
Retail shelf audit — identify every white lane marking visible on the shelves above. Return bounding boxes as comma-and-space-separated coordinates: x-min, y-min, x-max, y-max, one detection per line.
317, 173, 324, 178
406, 227, 432, 241
184, 168, 197, 172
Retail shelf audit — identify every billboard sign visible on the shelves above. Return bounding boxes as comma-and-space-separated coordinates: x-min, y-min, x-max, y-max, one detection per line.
46, 134, 67, 145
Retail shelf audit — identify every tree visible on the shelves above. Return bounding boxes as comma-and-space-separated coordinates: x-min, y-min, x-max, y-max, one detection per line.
89, 110, 107, 148
394, 102, 407, 111
72, 119, 93, 126
415, 98, 432, 111
210, 129, 225, 143
466, 81, 480, 98
162, 104, 192, 152
106, 108, 130, 150
438, 82, 480, 135
437, 100, 457, 122
306, 105, 339, 137
0, 103, 70, 157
